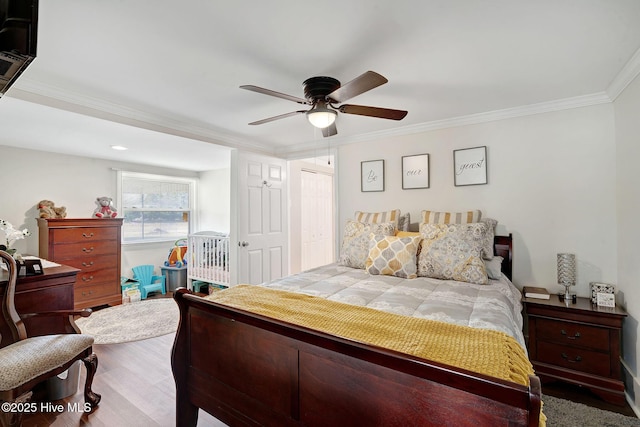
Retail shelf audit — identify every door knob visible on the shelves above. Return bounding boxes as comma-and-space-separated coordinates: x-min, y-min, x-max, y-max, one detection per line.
239, 241, 249, 247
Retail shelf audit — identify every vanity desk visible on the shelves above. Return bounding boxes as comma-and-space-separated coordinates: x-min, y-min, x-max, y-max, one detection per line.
0, 263, 79, 348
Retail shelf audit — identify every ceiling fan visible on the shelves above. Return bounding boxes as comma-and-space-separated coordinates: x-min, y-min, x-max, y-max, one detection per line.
240, 71, 408, 137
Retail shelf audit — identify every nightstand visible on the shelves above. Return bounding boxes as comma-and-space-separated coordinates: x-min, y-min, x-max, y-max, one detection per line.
523, 294, 627, 406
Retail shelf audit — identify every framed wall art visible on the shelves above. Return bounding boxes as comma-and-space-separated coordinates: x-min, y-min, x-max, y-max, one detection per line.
361, 159, 385, 192
453, 146, 487, 186
402, 154, 429, 189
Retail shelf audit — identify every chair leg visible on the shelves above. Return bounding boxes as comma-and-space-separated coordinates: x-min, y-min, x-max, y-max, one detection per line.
0, 392, 32, 427
82, 353, 101, 408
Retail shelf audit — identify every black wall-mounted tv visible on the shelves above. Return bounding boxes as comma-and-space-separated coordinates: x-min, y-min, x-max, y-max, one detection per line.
0, 0, 38, 96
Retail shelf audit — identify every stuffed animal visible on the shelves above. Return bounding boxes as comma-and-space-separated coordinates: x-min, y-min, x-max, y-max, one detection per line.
93, 196, 118, 219
38, 200, 67, 219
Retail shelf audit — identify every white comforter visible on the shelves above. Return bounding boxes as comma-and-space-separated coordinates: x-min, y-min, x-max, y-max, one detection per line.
261, 263, 526, 350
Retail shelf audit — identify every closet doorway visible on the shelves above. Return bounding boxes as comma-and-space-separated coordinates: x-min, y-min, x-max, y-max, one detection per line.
289, 157, 335, 274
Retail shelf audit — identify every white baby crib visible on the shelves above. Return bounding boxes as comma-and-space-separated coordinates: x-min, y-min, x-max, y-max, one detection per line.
187, 231, 231, 291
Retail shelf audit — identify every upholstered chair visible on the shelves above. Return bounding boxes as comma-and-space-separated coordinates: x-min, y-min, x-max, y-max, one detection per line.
0, 251, 100, 427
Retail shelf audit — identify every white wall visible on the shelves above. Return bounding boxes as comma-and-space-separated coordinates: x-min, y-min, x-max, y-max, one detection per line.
0, 145, 228, 277
338, 104, 617, 296
614, 72, 640, 406
198, 167, 231, 233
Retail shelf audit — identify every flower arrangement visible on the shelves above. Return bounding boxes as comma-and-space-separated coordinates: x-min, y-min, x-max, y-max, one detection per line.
0, 219, 31, 252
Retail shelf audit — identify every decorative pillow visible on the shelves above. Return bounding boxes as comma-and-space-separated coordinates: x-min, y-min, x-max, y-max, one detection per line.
421, 210, 482, 224
417, 223, 489, 285
396, 231, 420, 238
479, 218, 498, 260
484, 255, 504, 280
365, 235, 421, 279
339, 220, 396, 269
397, 212, 410, 231
354, 209, 401, 226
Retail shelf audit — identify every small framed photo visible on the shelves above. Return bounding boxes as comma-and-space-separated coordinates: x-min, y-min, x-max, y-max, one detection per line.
453, 146, 487, 186
361, 160, 385, 192
402, 154, 430, 189
590, 282, 615, 304
596, 292, 615, 307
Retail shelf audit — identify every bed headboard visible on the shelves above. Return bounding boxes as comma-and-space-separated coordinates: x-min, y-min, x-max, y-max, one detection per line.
494, 234, 513, 281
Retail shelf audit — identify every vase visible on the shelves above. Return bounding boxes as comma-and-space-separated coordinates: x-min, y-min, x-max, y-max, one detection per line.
4, 248, 16, 257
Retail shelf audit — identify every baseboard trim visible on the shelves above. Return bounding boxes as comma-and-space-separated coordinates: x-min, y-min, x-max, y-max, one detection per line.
622, 359, 640, 417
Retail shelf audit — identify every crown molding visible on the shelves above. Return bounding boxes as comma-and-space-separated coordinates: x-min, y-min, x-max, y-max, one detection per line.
278, 92, 612, 156
9, 78, 276, 155
607, 46, 640, 101
12, 77, 613, 159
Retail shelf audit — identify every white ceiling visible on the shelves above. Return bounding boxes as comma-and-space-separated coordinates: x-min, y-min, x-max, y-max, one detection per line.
2, 0, 640, 171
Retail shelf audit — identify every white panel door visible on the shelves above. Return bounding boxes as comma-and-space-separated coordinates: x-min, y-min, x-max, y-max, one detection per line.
301, 170, 334, 271
234, 151, 288, 285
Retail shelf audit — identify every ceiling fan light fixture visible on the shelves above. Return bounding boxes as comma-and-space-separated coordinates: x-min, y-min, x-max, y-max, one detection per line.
306, 105, 337, 129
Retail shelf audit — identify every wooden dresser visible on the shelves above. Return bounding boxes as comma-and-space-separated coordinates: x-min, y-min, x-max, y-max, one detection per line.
37, 218, 123, 309
523, 294, 627, 405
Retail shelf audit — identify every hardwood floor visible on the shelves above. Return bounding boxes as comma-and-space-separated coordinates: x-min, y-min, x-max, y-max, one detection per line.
21, 333, 227, 427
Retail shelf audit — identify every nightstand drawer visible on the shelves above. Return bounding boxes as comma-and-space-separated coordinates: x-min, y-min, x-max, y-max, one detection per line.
537, 341, 611, 377
536, 318, 609, 351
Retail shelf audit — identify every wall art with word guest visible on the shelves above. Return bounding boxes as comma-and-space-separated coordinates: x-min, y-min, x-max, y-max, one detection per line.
401, 154, 430, 189
453, 146, 487, 186
361, 159, 385, 192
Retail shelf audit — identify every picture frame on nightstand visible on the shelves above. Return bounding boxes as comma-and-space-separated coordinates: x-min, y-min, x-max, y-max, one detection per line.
590, 282, 615, 304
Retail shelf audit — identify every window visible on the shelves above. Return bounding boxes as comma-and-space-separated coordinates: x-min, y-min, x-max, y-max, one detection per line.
117, 171, 196, 243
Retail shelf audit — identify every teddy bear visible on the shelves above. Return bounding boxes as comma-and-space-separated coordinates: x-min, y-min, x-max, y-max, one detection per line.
38, 200, 68, 219
93, 196, 118, 218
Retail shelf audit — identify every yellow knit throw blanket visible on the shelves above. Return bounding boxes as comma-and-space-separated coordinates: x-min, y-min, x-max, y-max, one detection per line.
206, 285, 545, 426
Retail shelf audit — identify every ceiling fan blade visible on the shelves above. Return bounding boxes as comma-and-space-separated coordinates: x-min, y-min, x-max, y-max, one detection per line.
240, 85, 309, 105
326, 71, 388, 103
248, 110, 307, 125
338, 104, 408, 120
322, 123, 337, 137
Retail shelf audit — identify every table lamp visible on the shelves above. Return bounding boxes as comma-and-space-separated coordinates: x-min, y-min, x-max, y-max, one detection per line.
557, 253, 576, 303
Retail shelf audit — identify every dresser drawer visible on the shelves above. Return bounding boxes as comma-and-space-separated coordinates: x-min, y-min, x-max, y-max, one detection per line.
76, 283, 120, 304
535, 318, 609, 351
59, 254, 119, 273
51, 226, 119, 242
51, 241, 117, 260
76, 267, 119, 287
537, 341, 611, 377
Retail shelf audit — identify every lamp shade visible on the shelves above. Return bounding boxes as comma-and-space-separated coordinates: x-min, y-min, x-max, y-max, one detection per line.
557, 253, 576, 285
306, 104, 337, 129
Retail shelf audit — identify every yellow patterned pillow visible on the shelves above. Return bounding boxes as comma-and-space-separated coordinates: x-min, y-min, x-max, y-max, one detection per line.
365, 235, 422, 279
396, 231, 420, 237
355, 209, 401, 225
421, 210, 482, 224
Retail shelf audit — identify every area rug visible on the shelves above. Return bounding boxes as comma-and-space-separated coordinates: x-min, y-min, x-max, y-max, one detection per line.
75, 298, 179, 344
543, 394, 640, 427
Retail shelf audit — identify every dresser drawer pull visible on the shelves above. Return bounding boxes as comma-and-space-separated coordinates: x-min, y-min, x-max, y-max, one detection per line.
82, 232, 95, 238
81, 276, 94, 282
82, 247, 95, 253
560, 329, 581, 340
561, 353, 582, 363
81, 261, 94, 267
81, 290, 95, 296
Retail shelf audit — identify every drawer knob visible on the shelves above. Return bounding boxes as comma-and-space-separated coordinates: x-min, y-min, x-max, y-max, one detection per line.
82, 232, 95, 238
81, 275, 94, 282
82, 247, 95, 253
561, 353, 582, 363
82, 261, 94, 267
560, 329, 581, 339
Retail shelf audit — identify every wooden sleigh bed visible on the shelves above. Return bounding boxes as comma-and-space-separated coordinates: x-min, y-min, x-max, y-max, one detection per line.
171, 234, 542, 427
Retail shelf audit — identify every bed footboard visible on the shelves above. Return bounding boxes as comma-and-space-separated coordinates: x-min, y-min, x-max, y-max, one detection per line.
172, 288, 541, 427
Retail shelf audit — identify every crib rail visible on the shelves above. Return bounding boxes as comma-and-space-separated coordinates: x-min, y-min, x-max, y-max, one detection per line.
187, 232, 230, 288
